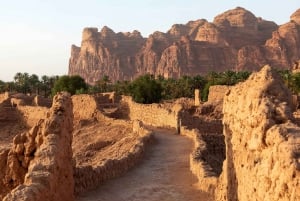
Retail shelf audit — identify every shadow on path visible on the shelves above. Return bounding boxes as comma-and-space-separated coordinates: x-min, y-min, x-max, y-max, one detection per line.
77, 127, 213, 201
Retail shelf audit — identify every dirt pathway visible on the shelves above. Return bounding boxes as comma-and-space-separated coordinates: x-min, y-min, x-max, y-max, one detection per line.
76, 128, 213, 201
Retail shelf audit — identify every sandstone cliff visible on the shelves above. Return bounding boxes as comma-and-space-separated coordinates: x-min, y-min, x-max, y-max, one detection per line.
215, 66, 300, 201
0, 93, 74, 201
69, 7, 300, 84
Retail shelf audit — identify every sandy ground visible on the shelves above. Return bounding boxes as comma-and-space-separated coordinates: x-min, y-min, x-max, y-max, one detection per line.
72, 120, 135, 167
0, 122, 27, 151
76, 128, 213, 201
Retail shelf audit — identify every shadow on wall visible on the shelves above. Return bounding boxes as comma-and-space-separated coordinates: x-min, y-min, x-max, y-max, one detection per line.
180, 109, 225, 176
114, 101, 130, 119
224, 124, 238, 201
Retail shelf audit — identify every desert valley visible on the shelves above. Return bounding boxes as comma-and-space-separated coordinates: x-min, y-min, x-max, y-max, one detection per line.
0, 6, 299, 201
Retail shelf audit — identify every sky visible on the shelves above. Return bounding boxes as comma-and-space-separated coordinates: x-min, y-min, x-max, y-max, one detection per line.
0, 0, 299, 82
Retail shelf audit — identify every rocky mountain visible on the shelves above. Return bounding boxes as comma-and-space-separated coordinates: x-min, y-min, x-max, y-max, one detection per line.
68, 7, 300, 84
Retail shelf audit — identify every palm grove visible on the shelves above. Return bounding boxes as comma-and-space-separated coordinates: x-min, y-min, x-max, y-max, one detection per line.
1, 70, 300, 104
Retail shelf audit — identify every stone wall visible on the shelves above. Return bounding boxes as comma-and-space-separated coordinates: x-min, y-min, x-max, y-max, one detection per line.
0, 92, 50, 128
0, 100, 20, 123
1, 92, 74, 201
215, 66, 300, 201
94, 92, 120, 104
74, 120, 153, 194
119, 96, 181, 128
17, 106, 48, 128
72, 94, 99, 123
208, 85, 231, 103
32, 95, 52, 108
194, 89, 201, 106
118, 95, 225, 195
181, 127, 218, 193
0, 92, 10, 104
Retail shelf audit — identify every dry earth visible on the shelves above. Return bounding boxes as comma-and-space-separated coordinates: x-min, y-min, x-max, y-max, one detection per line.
0, 123, 26, 150
73, 120, 133, 167
76, 127, 213, 201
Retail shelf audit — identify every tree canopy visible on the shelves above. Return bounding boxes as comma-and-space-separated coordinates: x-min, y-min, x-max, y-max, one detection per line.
4, 68, 300, 102
52, 75, 87, 95
129, 74, 162, 104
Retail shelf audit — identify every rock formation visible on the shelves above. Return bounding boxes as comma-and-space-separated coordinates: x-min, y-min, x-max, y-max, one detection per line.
215, 66, 300, 201
69, 7, 300, 84
0, 92, 74, 201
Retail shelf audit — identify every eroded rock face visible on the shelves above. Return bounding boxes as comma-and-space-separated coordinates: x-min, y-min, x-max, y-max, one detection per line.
0, 92, 74, 201
69, 7, 300, 84
291, 9, 300, 25
215, 66, 300, 201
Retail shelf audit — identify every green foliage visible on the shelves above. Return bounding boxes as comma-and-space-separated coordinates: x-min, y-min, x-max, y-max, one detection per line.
14, 72, 30, 94
52, 75, 87, 95
277, 69, 300, 94
40, 75, 58, 97
5, 72, 59, 97
291, 72, 300, 93
129, 74, 162, 104
112, 80, 131, 95
10, 67, 300, 104
201, 82, 212, 102
86, 71, 251, 103
94, 75, 112, 93
0, 80, 5, 93
199, 70, 251, 101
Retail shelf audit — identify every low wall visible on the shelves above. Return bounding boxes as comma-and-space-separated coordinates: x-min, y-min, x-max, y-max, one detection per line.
117, 95, 225, 195
32, 95, 52, 107
119, 96, 181, 128
17, 106, 48, 128
208, 85, 231, 103
181, 109, 223, 133
94, 92, 120, 104
0, 100, 20, 122
0, 92, 9, 104
74, 120, 153, 194
181, 127, 218, 194
72, 94, 100, 125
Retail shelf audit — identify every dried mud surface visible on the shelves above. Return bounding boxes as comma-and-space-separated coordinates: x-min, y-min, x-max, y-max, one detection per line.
72, 120, 133, 167
77, 128, 213, 201
0, 123, 26, 150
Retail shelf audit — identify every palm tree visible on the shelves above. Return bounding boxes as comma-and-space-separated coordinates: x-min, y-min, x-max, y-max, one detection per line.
29, 74, 40, 95
41, 75, 50, 97
14, 72, 30, 94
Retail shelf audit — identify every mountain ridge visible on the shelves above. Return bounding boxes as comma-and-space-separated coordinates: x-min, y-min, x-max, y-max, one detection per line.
69, 7, 300, 84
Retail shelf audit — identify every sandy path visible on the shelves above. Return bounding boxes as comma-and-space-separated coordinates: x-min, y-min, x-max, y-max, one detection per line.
77, 128, 213, 201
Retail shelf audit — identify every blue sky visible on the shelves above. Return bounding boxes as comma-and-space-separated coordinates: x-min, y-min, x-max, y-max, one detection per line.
0, 0, 299, 81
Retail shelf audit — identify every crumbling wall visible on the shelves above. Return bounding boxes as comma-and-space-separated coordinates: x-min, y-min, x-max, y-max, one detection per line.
10, 94, 34, 106
119, 96, 181, 128
94, 92, 120, 104
16, 106, 48, 128
0, 92, 50, 128
32, 95, 52, 108
74, 120, 153, 194
72, 95, 98, 121
194, 89, 201, 106
215, 66, 300, 201
181, 127, 218, 193
207, 85, 231, 103
72, 94, 114, 128
0, 100, 20, 123
0, 92, 74, 201
0, 92, 10, 104
180, 109, 225, 180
